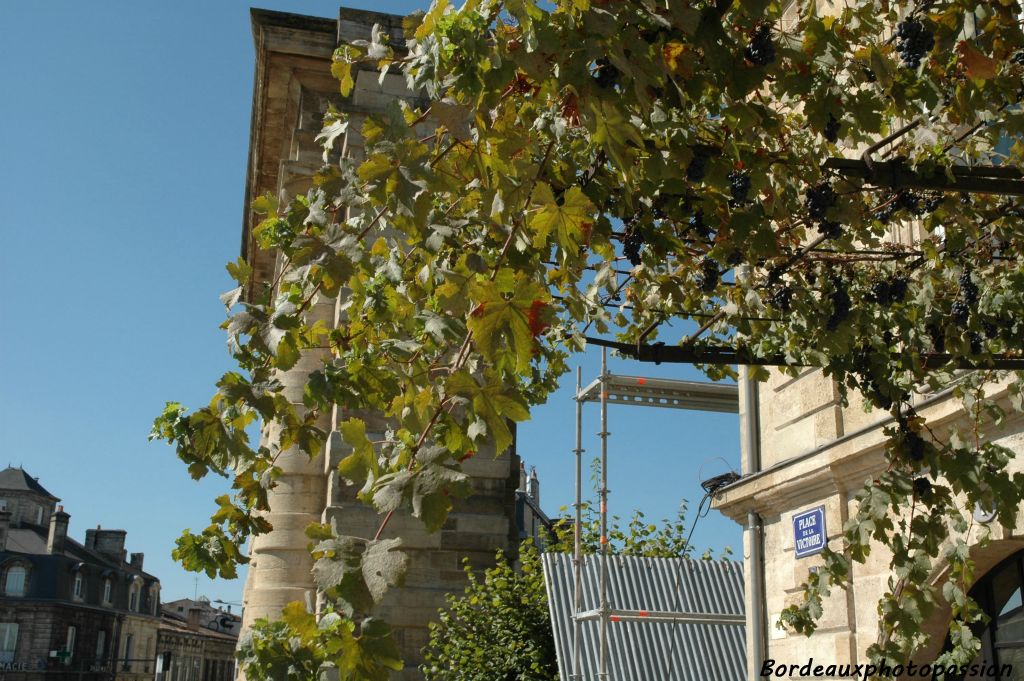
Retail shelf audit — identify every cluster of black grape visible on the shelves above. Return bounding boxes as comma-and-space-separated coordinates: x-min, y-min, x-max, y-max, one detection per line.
906, 433, 926, 461
696, 257, 720, 292
889, 273, 909, 303
959, 268, 979, 306
770, 285, 794, 312
593, 58, 621, 89
913, 476, 933, 498
896, 189, 925, 216
729, 170, 751, 204
894, 416, 927, 461
745, 23, 776, 66
947, 268, 978, 326
827, 278, 851, 330
824, 114, 841, 143
806, 182, 837, 220
951, 299, 970, 325
870, 280, 892, 306
895, 17, 934, 69
817, 220, 842, 239
923, 192, 943, 213
968, 332, 983, 355
806, 182, 842, 238
875, 200, 896, 224
870, 274, 910, 308
622, 221, 644, 266
687, 148, 710, 182
876, 190, 926, 224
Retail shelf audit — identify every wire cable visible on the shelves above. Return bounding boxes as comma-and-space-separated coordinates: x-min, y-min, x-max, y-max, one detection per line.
657, 472, 738, 680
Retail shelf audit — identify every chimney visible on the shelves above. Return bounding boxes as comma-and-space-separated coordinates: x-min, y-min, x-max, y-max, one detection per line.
47, 505, 70, 554
130, 553, 144, 571
0, 509, 10, 552
187, 606, 202, 630
518, 461, 527, 492
528, 467, 540, 506
85, 525, 100, 550
93, 529, 127, 563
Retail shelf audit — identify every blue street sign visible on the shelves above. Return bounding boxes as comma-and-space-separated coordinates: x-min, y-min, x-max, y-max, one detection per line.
793, 506, 827, 559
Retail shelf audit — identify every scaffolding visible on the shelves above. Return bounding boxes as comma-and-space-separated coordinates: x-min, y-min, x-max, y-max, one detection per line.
569, 348, 742, 681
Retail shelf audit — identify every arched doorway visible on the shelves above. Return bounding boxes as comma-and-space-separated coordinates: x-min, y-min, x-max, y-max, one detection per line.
947, 549, 1024, 679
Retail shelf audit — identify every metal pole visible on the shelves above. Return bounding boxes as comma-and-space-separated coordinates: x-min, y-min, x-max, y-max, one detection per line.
599, 348, 609, 679
573, 366, 584, 681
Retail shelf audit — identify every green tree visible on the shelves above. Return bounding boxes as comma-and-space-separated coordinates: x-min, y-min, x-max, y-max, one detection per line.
421, 504, 708, 681
421, 542, 556, 681
150, 0, 1024, 676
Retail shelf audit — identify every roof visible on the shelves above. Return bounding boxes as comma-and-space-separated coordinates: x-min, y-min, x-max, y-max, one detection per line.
5, 526, 158, 582
0, 467, 59, 500
542, 552, 746, 681
159, 612, 238, 643
516, 490, 553, 528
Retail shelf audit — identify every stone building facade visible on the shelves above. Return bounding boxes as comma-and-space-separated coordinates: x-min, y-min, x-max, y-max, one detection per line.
156, 602, 238, 681
0, 467, 161, 680
717, 367, 1024, 680
238, 9, 523, 678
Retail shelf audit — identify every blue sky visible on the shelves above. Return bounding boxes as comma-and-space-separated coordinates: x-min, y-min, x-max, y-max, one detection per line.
0, 1, 741, 605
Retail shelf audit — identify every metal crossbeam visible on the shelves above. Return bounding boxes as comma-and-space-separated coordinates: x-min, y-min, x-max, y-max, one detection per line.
574, 608, 745, 625
824, 157, 1024, 196
576, 374, 739, 413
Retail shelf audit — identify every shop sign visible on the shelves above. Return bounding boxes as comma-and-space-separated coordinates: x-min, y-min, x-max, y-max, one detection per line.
0, 661, 37, 671
793, 506, 827, 558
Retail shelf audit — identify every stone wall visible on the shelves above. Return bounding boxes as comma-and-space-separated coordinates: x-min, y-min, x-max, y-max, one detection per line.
719, 362, 1024, 681
238, 9, 520, 679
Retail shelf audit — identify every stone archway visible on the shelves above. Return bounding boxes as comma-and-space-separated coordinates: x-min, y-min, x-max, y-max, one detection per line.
914, 538, 1024, 668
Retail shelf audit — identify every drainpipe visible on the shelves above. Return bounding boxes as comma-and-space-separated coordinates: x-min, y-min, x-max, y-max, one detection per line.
740, 364, 767, 681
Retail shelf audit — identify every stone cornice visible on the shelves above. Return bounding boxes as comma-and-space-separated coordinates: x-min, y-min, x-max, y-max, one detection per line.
714, 376, 1024, 521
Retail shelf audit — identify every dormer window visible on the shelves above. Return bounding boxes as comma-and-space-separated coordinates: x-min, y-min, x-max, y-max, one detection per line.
3, 566, 26, 597
72, 574, 84, 600
128, 583, 139, 612
103, 579, 112, 605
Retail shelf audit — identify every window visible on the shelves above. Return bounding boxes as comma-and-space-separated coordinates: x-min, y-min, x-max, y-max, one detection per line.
128, 584, 138, 612
122, 634, 133, 672
103, 579, 112, 605
64, 626, 76, 665
73, 573, 84, 600
35, 506, 43, 525
0, 623, 17, 664
95, 630, 106, 663
4, 566, 26, 596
